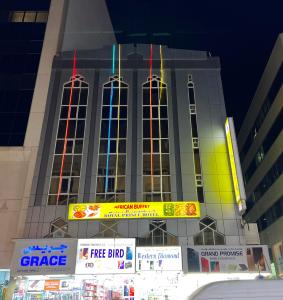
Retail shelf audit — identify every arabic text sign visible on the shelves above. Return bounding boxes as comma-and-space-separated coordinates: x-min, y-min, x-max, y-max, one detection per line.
136, 247, 182, 271
184, 245, 270, 273
76, 239, 135, 274
68, 201, 200, 220
11, 239, 78, 276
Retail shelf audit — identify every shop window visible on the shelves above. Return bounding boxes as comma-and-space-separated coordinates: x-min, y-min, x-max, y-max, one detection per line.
194, 216, 225, 245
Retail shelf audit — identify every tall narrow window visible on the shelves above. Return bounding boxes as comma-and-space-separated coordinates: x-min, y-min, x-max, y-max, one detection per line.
142, 75, 171, 202
188, 75, 204, 203
48, 75, 88, 205
96, 75, 128, 202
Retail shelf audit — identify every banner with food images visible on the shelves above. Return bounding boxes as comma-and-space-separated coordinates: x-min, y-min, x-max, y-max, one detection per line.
68, 201, 200, 220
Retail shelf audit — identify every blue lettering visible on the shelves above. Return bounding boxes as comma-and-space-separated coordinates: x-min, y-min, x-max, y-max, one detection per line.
49, 256, 58, 266
19, 255, 67, 267
20, 256, 30, 266
30, 256, 39, 266
59, 256, 67, 266
108, 249, 124, 258
39, 256, 48, 266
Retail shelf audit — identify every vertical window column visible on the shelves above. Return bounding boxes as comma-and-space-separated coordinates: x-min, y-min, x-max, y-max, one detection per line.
142, 76, 171, 202
48, 75, 89, 205
96, 76, 128, 202
188, 75, 204, 203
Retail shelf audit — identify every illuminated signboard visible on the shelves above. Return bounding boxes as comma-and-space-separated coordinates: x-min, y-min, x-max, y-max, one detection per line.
136, 247, 182, 271
10, 239, 78, 276
68, 201, 200, 220
225, 118, 246, 214
75, 239, 135, 274
184, 245, 270, 273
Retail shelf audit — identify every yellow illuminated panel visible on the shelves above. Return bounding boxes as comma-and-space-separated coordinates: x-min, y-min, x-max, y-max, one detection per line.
225, 118, 246, 213
68, 201, 200, 220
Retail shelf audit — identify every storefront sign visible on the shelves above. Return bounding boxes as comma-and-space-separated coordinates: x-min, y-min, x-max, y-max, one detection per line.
44, 280, 60, 291
184, 245, 270, 273
76, 239, 135, 274
136, 247, 182, 271
11, 239, 78, 276
68, 201, 200, 220
272, 241, 283, 276
225, 118, 247, 214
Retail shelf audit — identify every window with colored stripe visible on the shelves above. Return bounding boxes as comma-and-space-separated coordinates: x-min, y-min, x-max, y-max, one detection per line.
96, 76, 128, 202
142, 75, 171, 202
48, 75, 88, 205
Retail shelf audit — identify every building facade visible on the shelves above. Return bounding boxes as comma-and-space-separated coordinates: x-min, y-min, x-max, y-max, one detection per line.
238, 34, 283, 275
0, 0, 271, 298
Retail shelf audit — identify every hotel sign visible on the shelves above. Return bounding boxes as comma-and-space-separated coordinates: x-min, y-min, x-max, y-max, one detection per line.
68, 201, 200, 220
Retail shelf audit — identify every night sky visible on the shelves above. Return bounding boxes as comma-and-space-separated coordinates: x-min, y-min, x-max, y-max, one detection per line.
106, 0, 283, 132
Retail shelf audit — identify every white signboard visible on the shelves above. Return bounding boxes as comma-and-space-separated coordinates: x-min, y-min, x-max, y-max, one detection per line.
136, 247, 182, 271
76, 239, 135, 274
11, 239, 78, 276
184, 245, 270, 273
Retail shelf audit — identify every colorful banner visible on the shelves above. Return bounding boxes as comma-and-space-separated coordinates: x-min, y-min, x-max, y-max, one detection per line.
68, 201, 200, 220
184, 245, 270, 273
76, 239, 135, 274
136, 247, 182, 271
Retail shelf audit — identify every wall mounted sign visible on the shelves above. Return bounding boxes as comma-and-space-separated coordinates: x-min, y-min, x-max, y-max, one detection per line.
183, 245, 270, 273
225, 118, 247, 214
44, 280, 60, 291
75, 239, 136, 274
68, 201, 200, 220
136, 247, 182, 271
11, 239, 78, 276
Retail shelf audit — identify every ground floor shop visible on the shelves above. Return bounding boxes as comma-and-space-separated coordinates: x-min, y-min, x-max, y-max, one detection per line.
11, 271, 271, 300
8, 238, 272, 299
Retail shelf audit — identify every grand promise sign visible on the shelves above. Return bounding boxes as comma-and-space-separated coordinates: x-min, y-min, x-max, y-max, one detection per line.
11, 239, 77, 276
183, 245, 270, 273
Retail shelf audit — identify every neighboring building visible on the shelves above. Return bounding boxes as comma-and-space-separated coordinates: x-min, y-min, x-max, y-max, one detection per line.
0, 0, 271, 298
238, 34, 283, 274
0, 0, 50, 146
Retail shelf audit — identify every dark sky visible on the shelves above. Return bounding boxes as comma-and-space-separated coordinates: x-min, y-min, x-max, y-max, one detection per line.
106, 0, 283, 132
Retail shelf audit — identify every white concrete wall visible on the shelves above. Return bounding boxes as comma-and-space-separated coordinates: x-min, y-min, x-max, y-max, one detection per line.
0, 148, 30, 268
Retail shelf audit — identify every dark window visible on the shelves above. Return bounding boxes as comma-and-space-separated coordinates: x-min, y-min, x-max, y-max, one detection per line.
257, 195, 283, 232
244, 108, 283, 183
245, 153, 283, 213
240, 63, 283, 161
